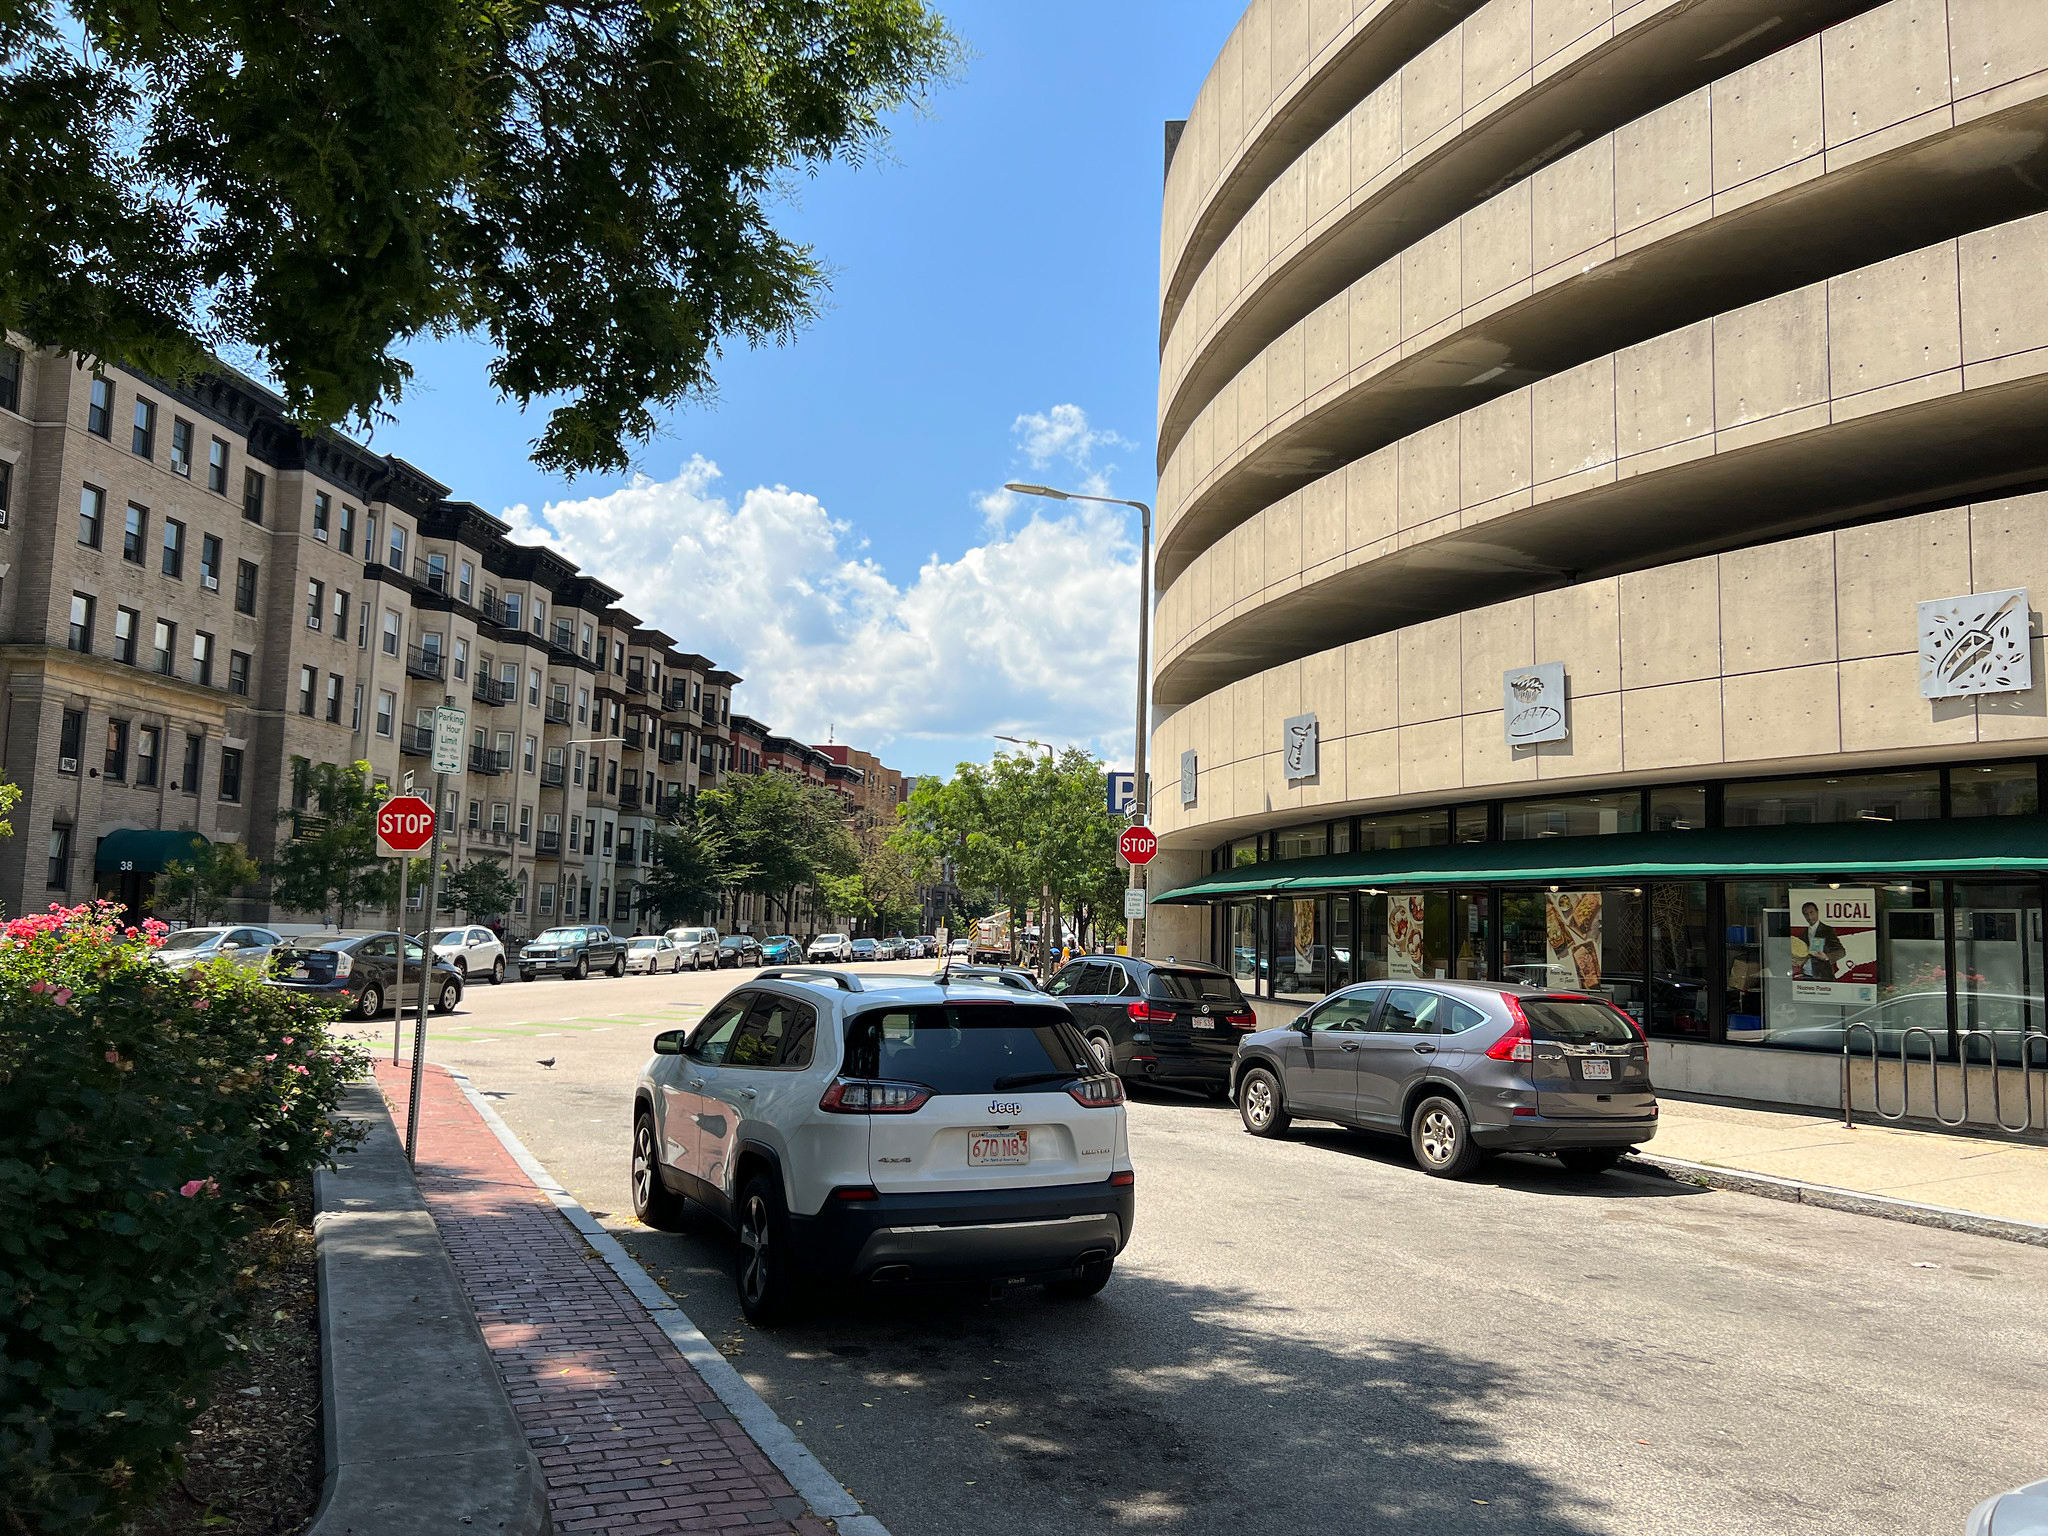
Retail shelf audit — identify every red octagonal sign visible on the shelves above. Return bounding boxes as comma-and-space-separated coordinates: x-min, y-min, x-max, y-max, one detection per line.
1119, 825, 1158, 866
376, 793, 437, 854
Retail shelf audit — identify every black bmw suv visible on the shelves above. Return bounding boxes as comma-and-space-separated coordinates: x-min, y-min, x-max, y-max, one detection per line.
1044, 957, 1257, 1095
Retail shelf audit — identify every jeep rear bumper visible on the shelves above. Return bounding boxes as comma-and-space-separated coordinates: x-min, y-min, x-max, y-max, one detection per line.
789, 1178, 1134, 1284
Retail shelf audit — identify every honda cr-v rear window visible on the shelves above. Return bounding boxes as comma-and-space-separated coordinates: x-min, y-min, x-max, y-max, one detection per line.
844, 1004, 1094, 1094
1522, 998, 1637, 1044
1147, 969, 1245, 1006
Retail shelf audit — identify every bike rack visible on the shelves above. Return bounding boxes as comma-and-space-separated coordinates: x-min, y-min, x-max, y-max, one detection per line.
1842, 1023, 2048, 1134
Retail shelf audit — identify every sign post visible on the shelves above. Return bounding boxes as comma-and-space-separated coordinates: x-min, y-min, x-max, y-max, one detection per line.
412, 700, 460, 1167
377, 792, 435, 1063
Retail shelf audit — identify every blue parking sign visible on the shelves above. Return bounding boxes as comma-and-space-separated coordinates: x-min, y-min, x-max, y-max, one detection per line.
1105, 771, 1137, 817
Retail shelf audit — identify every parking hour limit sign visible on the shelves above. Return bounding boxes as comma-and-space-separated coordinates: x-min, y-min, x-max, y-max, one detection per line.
375, 793, 436, 856
1119, 825, 1157, 866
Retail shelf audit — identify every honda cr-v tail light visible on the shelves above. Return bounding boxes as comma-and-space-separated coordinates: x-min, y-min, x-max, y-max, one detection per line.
1486, 995, 1533, 1062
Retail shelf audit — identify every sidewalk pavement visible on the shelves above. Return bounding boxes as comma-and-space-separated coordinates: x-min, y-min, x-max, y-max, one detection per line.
371, 1059, 837, 1536
1647, 1094, 2048, 1228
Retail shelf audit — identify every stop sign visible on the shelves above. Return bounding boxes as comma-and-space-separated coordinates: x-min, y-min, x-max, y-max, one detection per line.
1119, 825, 1158, 866
376, 793, 437, 854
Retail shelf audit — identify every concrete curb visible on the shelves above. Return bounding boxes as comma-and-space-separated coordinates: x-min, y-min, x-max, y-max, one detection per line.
444, 1067, 893, 1536
1624, 1151, 2048, 1248
307, 1082, 551, 1536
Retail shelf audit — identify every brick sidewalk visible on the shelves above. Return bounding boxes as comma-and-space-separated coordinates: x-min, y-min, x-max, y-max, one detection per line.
371, 1059, 835, 1535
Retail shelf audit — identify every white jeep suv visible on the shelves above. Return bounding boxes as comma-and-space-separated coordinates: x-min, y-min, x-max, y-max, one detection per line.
629, 969, 1134, 1324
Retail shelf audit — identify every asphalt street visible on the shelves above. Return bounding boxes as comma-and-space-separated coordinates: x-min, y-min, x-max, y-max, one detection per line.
382, 961, 2048, 1536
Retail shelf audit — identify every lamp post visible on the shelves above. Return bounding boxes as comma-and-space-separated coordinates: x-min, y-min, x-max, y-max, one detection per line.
995, 735, 1056, 971
1004, 483, 1152, 958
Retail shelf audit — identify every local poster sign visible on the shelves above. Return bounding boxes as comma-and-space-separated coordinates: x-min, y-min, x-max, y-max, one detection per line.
1787, 887, 1879, 1005
1545, 891, 1602, 990
1387, 893, 1426, 979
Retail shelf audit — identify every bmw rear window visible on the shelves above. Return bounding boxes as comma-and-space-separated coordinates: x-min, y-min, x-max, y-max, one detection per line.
1522, 998, 1637, 1044
1147, 969, 1246, 1007
844, 1004, 1094, 1094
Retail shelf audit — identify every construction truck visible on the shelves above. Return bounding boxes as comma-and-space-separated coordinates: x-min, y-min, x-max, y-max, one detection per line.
970, 909, 1012, 963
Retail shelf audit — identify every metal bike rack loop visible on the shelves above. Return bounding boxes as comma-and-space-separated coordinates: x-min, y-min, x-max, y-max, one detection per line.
1843, 1023, 2047, 1134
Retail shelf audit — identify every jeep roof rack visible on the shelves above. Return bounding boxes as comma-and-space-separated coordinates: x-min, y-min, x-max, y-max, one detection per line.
757, 966, 864, 992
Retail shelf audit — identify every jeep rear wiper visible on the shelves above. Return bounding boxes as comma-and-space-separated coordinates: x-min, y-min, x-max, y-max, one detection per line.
991, 1071, 1079, 1090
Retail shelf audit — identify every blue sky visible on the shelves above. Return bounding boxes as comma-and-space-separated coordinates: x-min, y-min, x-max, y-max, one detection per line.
367, 1, 1244, 778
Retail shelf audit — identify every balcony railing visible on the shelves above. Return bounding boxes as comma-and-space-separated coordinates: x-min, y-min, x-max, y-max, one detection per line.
469, 745, 510, 775
625, 667, 649, 696
400, 724, 432, 757
405, 644, 445, 681
472, 675, 511, 706
619, 784, 642, 811
622, 726, 643, 750
540, 762, 565, 787
658, 742, 686, 764
658, 790, 686, 817
544, 697, 571, 724
411, 557, 452, 595
616, 844, 640, 867
537, 830, 561, 854
471, 825, 513, 848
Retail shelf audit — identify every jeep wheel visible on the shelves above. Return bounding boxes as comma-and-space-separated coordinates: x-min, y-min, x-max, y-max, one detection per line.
735, 1173, 802, 1326
632, 1115, 687, 1231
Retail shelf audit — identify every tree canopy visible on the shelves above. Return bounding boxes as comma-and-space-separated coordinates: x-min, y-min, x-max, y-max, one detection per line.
0, 0, 957, 475
157, 842, 262, 926
441, 858, 517, 923
268, 761, 396, 926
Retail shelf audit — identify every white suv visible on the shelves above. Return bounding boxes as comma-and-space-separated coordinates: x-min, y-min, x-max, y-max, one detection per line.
629, 969, 1134, 1324
806, 932, 853, 963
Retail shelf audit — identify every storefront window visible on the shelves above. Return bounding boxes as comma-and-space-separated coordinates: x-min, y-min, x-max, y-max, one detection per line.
1354, 893, 1389, 983
1230, 839, 1258, 868
1331, 819, 1352, 855
1650, 785, 1706, 832
1453, 805, 1490, 844
1727, 879, 1950, 1057
1358, 810, 1450, 851
1950, 762, 2039, 818
1500, 792, 1642, 840
1330, 895, 1355, 989
1723, 770, 1939, 826
1228, 903, 1259, 989
1452, 891, 1491, 980
1647, 883, 1710, 1038
1499, 888, 1642, 1012
1952, 880, 2045, 1064
1274, 896, 1325, 1000
1274, 825, 1328, 862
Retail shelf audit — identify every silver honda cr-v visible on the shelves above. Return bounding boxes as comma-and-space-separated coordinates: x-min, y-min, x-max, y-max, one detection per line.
1230, 980, 1658, 1177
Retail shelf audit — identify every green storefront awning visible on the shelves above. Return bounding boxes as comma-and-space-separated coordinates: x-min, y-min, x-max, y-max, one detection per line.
1152, 815, 2048, 904
95, 828, 208, 875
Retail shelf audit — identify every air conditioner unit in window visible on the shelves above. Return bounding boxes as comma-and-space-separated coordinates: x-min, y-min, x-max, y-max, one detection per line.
201, 573, 219, 590
59, 757, 78, 774
314, 529, 329, 542
307, 617, 321, 630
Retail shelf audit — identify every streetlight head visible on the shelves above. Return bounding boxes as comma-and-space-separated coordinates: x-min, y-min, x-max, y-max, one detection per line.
1003, 482, 1068, 500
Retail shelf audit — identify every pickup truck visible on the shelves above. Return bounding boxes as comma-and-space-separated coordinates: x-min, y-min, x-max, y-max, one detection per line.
518, 924, 626, 981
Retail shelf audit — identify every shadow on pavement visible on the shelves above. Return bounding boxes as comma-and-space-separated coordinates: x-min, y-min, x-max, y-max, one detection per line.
1285, 1126, 1710, 1200
622, 1213, 1613, 1536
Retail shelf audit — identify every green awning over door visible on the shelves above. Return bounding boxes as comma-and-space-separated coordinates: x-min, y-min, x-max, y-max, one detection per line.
1152, 815, 2048, 904
95, 829, 209, 874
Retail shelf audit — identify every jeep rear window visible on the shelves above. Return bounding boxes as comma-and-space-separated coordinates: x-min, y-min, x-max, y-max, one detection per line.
843, 1004, 1094, 1095
1522, 998, 1637, 1044
1148, 969, 1245, 1006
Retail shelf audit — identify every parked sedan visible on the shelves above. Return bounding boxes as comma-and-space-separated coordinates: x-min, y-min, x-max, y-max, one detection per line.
759, 934, 802, 964
717, 935, 762, 969
849, 937, 880, 962
807, 933, 854, 963
625, 935, 684, 974
151, 925, 282, 972
1231, 981, 1658, 1178
266, 932, 464, 1019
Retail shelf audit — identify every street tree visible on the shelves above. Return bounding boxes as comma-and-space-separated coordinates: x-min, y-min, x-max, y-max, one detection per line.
699, 772, 856, 934
268, 761, 395, 927
639, 803, 728, 928
441, 858, 517, 923
156, 842, 263, 926
0, 1, 957, 476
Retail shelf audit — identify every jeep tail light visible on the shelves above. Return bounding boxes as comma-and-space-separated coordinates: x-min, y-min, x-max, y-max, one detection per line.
818, 1078, 931, 1114
1126, 999, 1167, 1023
830, 1185, 879, 1201
1066, 1073, 1125, 1108
1109, 1169, 1135, 1188
1486, 996, 1533, 1063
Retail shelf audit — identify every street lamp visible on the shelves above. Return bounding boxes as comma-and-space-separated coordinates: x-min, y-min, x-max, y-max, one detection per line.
1004, 482, 1153, 958
993, 734, 1053, 758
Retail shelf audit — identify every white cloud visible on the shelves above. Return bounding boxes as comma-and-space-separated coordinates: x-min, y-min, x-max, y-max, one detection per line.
502, 447, 1143, 775
1011, 402, 1133, 471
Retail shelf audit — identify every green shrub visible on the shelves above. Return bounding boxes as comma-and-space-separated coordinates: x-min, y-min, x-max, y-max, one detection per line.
0, 902, 369, 1535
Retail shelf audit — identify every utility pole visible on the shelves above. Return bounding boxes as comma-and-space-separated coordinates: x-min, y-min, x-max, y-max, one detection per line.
406, 693, 458, 1167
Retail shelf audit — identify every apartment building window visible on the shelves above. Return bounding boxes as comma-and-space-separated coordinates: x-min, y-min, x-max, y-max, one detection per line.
0, 344, 20, 413
310, 491, 331, 541
289, 759, 310, 812
356, 606, 367, 647
128, 398, 158, 459
573, 749, 585, 787
88, 376, 112, 437
523, 734, 537, 774
458, 560, 473, 602
494, 730, 513, 773
78, 485, 104, 548
350, 683, 363, 730
502, 591, 522, 629
170, 418, 193, 476
605, 758, 618, 794
578, 687, 590, 725
152, 619, 174, 675
199, 533, 221, 588
121, 503, 146, 562
228, 650, 250, 696
374, 690, 395, 737
532, 598, 546, 636
498, 660, 516, 700
527, 667, 540, 707
602, 820, 614, 854
580, 623, 593, 659
339, 502, 355, 554
538, 882, 555, 917
423, 550, 447, 592
47, 826, 70, 889
388, 523, 406, 569
154, 517, 184, 578
381, 609, 400, 656
332, 589, 349, 636
180, 733, 201, 793
234, 560, 258, 615
0, 458, 10, 526
192, 630, 214, 686
324, 672, 343, 723
366, 513, 380, 564
113, 606, 136, 664
207, 436, 229, 494
597, 887, 609, 920
59, 710, 82, 772
219, 747, 243, 803
306, 578, 324, 629
613, 641, 624, 674
136, 726, 159, 787
491, 801, 509, 834
519, 805, 532, 843
453, 637, 468, 681
104, 718, 128, 780
467, 790, 482, 829
569, 818, 580, 854
242, 468, 265, 523
298, 665, 316, 716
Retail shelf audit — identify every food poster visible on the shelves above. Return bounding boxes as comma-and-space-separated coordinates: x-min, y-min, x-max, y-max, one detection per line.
1786, 888, 1879, 1005
1292, 899, 1317, 981
1387, 893, 1427, 979
1545, 891, 1603, 991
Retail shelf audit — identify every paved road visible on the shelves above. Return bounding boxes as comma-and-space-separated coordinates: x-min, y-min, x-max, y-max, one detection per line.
389, 964, 2048, 1535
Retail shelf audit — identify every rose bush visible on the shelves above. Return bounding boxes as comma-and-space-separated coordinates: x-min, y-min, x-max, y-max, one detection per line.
0, 903, 369, 1535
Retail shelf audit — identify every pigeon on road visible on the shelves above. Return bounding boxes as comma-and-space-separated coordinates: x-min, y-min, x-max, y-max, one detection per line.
537, 1057, 556, 1069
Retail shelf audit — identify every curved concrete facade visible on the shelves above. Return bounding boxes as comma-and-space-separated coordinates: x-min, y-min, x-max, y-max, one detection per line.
1146, 0, 2048, 1081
